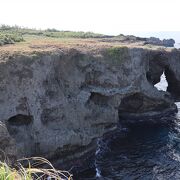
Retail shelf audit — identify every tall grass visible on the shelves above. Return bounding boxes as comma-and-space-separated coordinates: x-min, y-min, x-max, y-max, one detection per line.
0, 157, 73, 180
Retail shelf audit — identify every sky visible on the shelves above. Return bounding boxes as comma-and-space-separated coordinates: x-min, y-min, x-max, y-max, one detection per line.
0, 0, 180, 39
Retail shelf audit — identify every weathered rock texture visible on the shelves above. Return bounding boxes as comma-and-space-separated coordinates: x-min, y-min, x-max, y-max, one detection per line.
146, 49, 180, 101
0, 47, 179, 166
0, 121, 17, 164
145, 37, 175, 47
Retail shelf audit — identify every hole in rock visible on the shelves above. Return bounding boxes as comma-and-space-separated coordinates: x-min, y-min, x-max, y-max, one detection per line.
118, 93, 169, 115
6, 114, 33, 157
8, 114, 33, 126
88, 92, 109, 106
154, 71, 168, 91
119, 93, 144, 113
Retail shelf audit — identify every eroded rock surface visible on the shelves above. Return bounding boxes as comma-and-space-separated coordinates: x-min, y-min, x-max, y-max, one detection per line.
145, 37, 175, 47
0, 47, 179, 167
0, 121, 17, 164
146, 49, 180, 101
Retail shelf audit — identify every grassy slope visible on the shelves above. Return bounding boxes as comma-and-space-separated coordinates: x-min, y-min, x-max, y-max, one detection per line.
0, 25, 108, 46
0, 25, 171, 60
0, 25, 144, 46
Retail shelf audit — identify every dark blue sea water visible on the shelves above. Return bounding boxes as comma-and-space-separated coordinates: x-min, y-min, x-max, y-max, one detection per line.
77, 103, 180, 180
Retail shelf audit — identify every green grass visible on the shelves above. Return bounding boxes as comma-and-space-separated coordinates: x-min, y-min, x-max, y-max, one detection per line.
0, 25, 149, 48
0, 25, 106, 44
0, 25, 24, 45
105, 46, 130, 64
0, 33, 24, 46
0, 157, 73, 180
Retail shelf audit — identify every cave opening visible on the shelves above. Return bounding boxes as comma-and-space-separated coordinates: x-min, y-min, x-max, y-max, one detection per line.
6, 114, 33, 157
88, 92, 109, 106
7, 114, 33, 126
154, 71, 168, 92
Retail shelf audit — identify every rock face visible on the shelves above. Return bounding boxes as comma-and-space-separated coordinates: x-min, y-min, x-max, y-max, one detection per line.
105, 35, 175, 47
145, 37, 175, 47
0, 121, 17, 164
146, 49, 180, 101
0, 47, 179, 166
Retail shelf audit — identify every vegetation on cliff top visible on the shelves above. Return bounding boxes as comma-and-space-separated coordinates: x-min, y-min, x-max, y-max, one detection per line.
0, 25, 172, 53
106, 46, 130, 64
0, 25, 107, 46
0, 29, 24, 46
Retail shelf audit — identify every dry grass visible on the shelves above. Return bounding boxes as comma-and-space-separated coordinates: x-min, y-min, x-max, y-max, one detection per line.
0, 35, 171, 61
0, 25, 172, 58
0, 157, 73, 180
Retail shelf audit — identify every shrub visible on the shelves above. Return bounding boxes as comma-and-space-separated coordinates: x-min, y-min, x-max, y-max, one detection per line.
0, 33, 24, 46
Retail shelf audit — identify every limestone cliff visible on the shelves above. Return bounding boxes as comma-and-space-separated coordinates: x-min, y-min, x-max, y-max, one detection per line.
0, 43, 179, 167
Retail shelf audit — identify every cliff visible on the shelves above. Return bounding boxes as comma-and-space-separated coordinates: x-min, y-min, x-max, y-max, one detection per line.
0, 36, 179, 169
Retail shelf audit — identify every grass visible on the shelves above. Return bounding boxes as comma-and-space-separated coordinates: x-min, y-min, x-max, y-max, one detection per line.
0, 25, 106, 42
0, 157, 73, 180
0, 33, 24, 46
0, 25, 24, 45
105, 46, 130, 64
0, 25, 166, 55
0, 24, 108, 48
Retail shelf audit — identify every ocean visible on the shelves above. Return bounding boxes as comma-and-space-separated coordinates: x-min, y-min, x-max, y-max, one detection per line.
78, 105, 180, 180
